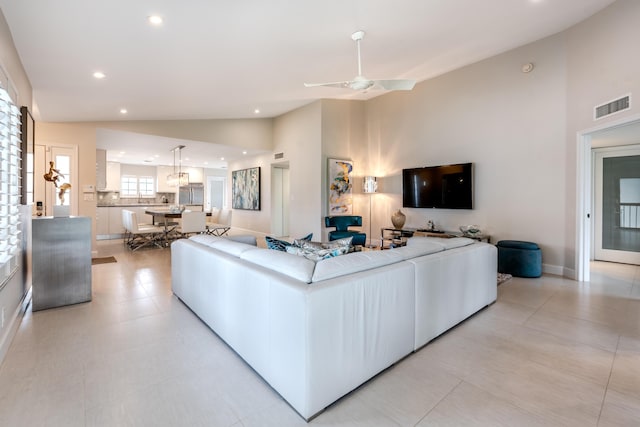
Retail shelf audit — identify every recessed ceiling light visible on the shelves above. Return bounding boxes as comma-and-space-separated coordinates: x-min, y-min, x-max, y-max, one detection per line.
154, 154, 159, 158
119, 108, 128, 114
148, 15, 163, 25
242, 150, 247, 155
254, 108, 260, 114
220, 157, 225, 161
204, 161, 209, 165
93, 71, 106, 79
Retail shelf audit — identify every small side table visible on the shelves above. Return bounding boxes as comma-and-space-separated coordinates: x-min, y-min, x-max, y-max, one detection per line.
412, 230, 491, 243
380, 228, 414, 249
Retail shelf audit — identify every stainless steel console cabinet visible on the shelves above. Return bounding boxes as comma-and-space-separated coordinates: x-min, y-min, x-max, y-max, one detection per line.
32, 216, 92, 311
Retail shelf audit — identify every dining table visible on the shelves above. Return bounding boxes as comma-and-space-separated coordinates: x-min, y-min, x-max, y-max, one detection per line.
144, 208, 230, 241
144, 208, 183, 245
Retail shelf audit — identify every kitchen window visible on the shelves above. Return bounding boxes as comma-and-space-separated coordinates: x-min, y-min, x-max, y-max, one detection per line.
121, 175, 155, 197
139, 176, 154, 196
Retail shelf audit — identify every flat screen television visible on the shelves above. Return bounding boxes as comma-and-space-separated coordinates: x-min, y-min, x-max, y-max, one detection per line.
402, 163, 473, 209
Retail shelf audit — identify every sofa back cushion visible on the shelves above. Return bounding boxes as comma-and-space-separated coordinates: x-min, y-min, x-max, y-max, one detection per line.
241, 247, 316, 283
190, 234, 223, 247
391, 243, 444, 260
189, 234, 256, 257
311, 250, 404, 282
407, 236, 475, 250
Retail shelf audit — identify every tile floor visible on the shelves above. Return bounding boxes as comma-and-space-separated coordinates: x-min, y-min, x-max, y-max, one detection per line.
0, 238, 639, 426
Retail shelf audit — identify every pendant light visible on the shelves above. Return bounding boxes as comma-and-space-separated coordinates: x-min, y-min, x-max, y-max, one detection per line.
167, 145, 189, 187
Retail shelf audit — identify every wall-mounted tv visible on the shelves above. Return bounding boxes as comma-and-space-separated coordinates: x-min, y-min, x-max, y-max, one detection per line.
402, 163, 473, 209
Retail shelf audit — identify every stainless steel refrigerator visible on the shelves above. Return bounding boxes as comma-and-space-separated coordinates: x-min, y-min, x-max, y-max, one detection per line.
178, 183, 204, 206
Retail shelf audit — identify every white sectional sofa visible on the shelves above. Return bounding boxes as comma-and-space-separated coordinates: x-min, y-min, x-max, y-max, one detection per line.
171, 235, 497, 421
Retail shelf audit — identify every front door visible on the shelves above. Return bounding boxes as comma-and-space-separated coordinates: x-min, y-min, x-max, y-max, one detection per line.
46, 145, 78, 216
594, 145, 640, 265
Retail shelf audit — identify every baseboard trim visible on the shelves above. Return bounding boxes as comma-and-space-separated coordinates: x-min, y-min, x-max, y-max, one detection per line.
542, 263, 564, 277
0, 289, 30, 364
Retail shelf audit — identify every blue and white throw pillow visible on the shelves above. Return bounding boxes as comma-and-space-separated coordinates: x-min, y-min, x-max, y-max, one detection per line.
265, 233, 312, 251
286, 237, 353, 261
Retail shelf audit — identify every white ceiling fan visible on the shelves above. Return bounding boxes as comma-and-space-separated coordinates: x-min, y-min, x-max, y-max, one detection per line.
304, 30, 416, 92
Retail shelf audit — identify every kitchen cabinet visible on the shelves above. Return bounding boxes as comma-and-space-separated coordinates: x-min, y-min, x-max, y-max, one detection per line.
106, 161, 121, 191
96, 207, 110, 236
108, 206, 125, 235
96, 205, 160, 239
183, 166, 204, 183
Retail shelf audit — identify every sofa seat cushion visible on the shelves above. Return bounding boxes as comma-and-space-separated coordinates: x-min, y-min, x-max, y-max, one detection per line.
311, 250, 404, 282
241, 247, 316, 283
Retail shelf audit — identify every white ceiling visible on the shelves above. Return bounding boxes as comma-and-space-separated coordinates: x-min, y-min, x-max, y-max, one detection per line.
1, 0, 617, 165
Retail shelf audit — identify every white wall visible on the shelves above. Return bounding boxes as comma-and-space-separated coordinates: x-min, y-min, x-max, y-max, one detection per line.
120, 163, 156, 177
361, 33, 568, 270
272, 101, 323, 239
564, 0, 640, 274
226, 153, 274, 233
320, 100, 367, 241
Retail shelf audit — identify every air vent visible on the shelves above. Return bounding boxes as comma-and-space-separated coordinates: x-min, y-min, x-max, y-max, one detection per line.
595, 94, 631, 120
274, 152, 284, 160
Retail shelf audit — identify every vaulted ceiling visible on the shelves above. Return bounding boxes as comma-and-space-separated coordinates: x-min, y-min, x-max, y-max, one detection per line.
1, 0, 616, 123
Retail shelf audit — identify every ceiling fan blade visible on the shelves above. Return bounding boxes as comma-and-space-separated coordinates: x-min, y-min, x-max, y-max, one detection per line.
374, 79, 416, 90
303, 81, 351, 89
304, 31, 415, 92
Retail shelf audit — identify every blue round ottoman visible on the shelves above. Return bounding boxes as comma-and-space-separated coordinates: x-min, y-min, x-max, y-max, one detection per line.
496, 240, 542, 278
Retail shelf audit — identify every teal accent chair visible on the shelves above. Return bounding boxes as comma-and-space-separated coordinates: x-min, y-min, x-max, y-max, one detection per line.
325, 216, 366, 246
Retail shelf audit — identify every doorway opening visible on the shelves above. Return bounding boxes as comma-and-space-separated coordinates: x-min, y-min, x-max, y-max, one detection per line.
206, 176, 226, 211
271, 162, 290, 238
577, 114, 640, 281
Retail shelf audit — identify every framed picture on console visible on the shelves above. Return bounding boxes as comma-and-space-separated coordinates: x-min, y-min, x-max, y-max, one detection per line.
232, 166, 260, 210
328, 158, 353, 215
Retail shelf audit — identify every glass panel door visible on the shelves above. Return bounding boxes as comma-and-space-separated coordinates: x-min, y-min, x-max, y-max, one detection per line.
594, 146, 640, 264
47, 146, 77, 215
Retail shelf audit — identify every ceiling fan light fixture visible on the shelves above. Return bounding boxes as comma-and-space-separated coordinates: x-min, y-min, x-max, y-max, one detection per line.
348, 77, 374, 91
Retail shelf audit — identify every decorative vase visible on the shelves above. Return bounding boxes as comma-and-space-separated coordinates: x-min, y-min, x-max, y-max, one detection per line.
391, 209, 406, 229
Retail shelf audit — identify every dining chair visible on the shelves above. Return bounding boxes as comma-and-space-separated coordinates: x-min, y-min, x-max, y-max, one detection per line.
206, 208, 232, 236
126, 210, 165, 251
177, 211, 207, 238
